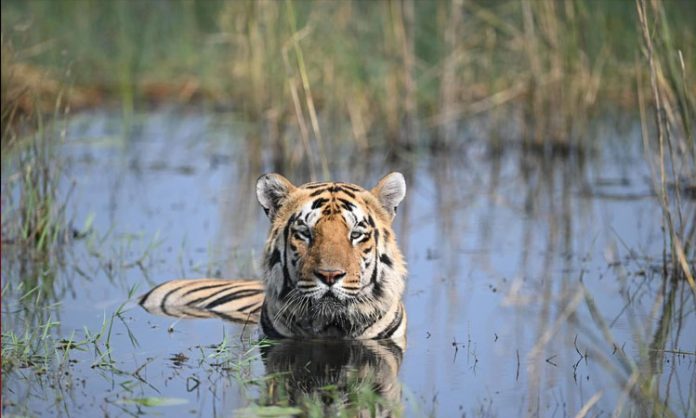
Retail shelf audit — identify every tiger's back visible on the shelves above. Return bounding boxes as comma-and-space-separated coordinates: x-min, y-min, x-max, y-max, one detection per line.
139, 278, 265, 323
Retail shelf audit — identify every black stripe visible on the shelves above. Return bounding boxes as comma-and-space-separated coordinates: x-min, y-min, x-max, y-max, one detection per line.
138, 281, 166, 306
268, 248, 281, 268
370, 254, 381, 296
362, 246, 372, 254
213, 310, 257, 324
159, 283, 191, 316
370, 232, 383, 298
181, 283, 232, 297
352, 306, 386, 336
357, 232, 372, 244
204, 289, 264, 309
304, 183, 328, 189
383, 229, 391, 240
379, 254, 393, 268
310, 188, 328, 197
178, 307, 213, 318
367, 214, 375, 227
370, 266, 382, 298
236, 300, 264, 313
377, 338, 404, 365
280, 214, 296, 299
330, 186, 356, 198
376, 304, 403, 339
261, 304, 285, 338
184, 312, 213, 319
338, 198, 356, 211
338, 184, 361, 192
297, 284, 315, 290
185, 282, 257, 306
312, 198, 329, 209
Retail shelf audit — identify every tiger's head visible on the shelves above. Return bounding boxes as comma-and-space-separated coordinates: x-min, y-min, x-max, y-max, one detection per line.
256, 172, 407, 338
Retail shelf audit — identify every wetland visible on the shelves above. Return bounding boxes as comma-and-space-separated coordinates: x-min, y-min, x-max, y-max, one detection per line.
2, 1, 694, 417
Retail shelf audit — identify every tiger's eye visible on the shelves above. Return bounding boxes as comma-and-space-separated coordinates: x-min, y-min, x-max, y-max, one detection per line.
294, 229, 311, 240
350, 231, 364, 240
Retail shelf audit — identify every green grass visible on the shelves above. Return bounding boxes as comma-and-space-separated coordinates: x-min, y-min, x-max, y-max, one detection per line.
1, 284, 140, 375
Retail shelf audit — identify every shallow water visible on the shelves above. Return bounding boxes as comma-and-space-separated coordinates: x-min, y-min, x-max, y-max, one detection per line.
2, 110, 694, 417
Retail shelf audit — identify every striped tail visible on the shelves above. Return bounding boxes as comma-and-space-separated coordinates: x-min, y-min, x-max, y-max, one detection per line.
139, 279, 265, 324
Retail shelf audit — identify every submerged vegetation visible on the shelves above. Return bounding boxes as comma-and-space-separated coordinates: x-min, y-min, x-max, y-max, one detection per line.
1, 0, 694, 417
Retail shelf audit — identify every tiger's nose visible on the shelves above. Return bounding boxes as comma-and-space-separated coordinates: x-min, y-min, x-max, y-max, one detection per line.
314, 269, 346, 286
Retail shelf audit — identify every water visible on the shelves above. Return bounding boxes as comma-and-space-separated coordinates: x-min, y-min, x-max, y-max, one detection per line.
2, 110, 694, 417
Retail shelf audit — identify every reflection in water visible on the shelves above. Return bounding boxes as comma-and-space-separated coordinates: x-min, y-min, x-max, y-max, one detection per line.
139, 279, 405, 415
258, 338, 403, 417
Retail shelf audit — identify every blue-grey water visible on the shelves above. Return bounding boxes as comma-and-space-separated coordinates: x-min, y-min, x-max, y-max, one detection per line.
2, 110, 694, 417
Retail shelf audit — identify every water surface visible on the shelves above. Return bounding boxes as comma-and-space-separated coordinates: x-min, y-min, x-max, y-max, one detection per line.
2, 110, 694, 417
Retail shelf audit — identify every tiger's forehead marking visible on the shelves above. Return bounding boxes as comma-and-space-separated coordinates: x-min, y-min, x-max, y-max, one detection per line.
295, 182, 370, 227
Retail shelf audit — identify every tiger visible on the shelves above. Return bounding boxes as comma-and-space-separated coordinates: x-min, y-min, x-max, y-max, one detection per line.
139, 172, 407, 342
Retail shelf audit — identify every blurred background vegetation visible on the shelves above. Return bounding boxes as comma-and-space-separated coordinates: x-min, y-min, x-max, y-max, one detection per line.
2, 0, 694, 150
1, 0, 694, 281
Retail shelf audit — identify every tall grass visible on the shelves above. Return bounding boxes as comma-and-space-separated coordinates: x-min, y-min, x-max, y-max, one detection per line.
636, 0, 695, 297
1, 40, 70, 256
1, 35, 73, 319
2, 0, 694, 157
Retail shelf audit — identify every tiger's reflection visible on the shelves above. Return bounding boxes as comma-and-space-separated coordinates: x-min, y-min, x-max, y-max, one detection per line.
140, 290, 405, 415
257, 338, 404, 416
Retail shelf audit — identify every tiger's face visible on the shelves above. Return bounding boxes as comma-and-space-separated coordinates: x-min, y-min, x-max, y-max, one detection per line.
286, 192, 378, 301
256, 172, 407, 338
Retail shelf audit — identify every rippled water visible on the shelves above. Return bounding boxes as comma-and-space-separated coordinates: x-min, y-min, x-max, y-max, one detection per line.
2, 110, 694, 417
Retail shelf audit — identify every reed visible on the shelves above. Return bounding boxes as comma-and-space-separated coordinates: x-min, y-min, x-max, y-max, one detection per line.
2, 0, 694, 156
636, 0, 695, 297
1, 39, 71, 259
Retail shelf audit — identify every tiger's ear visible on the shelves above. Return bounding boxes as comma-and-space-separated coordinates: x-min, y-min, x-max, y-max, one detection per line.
371, 172, 406, 219
257, 173, 296, 220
